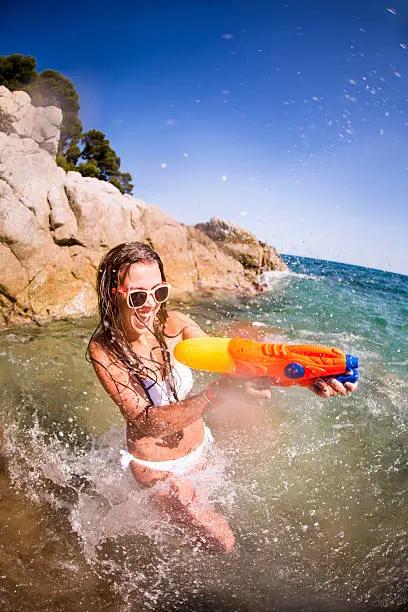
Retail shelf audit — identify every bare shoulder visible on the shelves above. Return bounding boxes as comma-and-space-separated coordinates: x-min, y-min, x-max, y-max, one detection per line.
88, 333, 111, 365
165, 310, 207, 340
88, 333, 131, 388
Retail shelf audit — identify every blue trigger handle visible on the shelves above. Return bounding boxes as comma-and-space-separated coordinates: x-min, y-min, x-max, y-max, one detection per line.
331, 369, 359, 385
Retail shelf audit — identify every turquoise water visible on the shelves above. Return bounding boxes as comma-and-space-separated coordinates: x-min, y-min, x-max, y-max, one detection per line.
1, 256, 407, 610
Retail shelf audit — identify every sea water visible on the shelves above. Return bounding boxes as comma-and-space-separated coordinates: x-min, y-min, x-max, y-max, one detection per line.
1, 256, 407, 611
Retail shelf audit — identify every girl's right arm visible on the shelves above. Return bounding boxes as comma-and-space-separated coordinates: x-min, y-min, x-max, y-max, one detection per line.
89, 340, 230, 437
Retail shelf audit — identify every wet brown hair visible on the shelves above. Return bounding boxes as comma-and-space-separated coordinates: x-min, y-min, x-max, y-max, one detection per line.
88, 242, 179, 409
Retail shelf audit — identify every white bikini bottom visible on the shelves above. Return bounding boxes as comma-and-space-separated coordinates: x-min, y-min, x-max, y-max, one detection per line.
120, 426, 214, 476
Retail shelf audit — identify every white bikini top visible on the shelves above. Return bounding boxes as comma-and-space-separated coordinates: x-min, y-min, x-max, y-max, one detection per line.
140, 359, 194, 407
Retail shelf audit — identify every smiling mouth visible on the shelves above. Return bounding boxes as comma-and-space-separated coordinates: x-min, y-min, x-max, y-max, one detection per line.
133, 309, 154, 326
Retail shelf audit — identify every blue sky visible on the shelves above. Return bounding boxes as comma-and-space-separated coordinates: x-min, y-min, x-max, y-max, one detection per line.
2, 0, 408, 274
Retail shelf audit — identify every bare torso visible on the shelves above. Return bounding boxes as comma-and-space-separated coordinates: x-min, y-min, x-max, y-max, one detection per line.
90, 310, 208, 486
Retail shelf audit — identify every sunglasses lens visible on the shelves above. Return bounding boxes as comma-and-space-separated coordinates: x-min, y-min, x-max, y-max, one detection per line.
129, 291, 147, 308
154, 285, 169, 303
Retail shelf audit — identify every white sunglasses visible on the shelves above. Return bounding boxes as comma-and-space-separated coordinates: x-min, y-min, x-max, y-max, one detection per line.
112, 282, 171, 309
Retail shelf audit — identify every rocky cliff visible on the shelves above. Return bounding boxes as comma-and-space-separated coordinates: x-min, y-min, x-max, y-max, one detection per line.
0, 86, 287, 327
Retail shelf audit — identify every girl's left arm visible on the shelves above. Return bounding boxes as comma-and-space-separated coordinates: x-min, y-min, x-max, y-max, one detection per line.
166, 311, 208, 340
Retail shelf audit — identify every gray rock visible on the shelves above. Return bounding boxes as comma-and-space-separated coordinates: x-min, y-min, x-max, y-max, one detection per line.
0, 86, 62, 157
195, 217, 288, 273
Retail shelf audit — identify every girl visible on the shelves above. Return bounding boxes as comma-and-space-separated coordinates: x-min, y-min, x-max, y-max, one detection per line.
88, 242, 356, 553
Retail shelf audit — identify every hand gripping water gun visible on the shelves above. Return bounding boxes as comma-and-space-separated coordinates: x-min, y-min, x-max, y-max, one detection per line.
174, 337, 359, 387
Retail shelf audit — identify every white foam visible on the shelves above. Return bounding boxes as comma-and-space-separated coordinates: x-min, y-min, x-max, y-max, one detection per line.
257, 269, 319, 290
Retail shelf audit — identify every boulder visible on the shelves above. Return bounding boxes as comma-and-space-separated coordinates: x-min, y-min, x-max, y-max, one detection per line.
63, 171, 146, 249
0, 86, 61, 156
195, 217, 288, 273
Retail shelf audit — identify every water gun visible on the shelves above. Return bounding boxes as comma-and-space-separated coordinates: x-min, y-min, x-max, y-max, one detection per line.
174, 337, 359, 387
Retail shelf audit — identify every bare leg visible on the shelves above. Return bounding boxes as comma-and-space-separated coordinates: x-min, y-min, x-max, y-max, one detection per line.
153, 476, 235, 553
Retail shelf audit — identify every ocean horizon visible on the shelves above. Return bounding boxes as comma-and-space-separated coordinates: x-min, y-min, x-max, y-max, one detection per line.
281, 252, 408, 279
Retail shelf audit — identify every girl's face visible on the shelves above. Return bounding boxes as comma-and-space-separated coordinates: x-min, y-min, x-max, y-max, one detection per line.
117, 262, 164, 340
